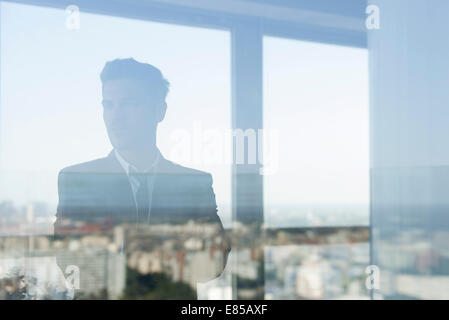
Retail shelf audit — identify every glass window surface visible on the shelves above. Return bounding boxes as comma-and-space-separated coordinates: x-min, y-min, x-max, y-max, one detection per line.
263, 36, 370, 228
0, 2, 231, 300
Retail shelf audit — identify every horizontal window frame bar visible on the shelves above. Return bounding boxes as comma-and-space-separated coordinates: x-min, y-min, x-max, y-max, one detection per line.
1, 0, 367, 48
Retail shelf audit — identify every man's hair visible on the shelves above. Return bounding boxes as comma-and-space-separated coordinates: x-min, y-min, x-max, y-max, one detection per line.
100, 58, 170, 102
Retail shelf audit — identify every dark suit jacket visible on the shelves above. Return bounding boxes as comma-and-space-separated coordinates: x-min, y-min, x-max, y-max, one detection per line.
54, 151, 231, 294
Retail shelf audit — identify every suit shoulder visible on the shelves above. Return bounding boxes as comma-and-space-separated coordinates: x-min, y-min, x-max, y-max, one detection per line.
59, 156, 113, 175
159, 159, 212, 180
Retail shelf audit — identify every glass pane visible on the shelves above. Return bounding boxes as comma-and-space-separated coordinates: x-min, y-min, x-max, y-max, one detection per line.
0, 2, 231, 299
369, 0, 449, 300
263, 36, 370, 228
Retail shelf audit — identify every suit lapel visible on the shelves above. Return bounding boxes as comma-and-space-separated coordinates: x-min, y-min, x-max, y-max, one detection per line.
103, 150, 179, 224
102, 151, 137, 222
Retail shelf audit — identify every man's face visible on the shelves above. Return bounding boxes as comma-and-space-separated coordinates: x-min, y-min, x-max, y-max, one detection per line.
102, 78, 165, 151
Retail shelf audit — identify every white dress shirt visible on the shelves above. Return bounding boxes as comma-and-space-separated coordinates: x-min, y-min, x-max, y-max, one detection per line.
114, 149, 160, 223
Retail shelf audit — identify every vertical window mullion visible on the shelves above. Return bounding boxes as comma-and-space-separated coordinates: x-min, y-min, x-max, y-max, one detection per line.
231, 21, 264, 300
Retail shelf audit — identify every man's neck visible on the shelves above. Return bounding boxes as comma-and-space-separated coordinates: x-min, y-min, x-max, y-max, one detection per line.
116, 146, 159, 172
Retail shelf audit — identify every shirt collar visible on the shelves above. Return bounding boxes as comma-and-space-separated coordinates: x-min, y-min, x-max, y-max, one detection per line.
114, 149, 161, 176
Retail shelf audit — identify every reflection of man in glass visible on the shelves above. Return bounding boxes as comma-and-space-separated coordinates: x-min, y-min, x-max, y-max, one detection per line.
54, 58, 230, 299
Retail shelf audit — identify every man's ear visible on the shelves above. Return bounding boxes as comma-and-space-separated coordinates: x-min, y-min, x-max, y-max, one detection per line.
156, 101, 167, 122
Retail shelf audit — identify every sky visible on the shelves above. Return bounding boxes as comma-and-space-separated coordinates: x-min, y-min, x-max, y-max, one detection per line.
0, 2, 370, 227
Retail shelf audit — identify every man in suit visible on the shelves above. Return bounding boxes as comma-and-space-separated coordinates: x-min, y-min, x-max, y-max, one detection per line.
54, 58, 230, 298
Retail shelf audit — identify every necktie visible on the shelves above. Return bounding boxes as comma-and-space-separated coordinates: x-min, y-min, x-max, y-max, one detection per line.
129, 170, 150, 224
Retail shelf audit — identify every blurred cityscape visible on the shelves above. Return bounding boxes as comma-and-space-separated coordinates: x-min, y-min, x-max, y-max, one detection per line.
0, 200, 230, 299
0, 200, 374, 300
3, 199, 449, 300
